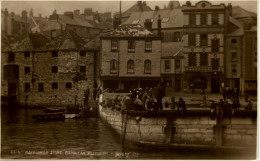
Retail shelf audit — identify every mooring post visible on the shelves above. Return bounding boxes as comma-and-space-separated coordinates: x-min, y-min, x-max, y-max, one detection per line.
215, 116, 223, 147
166, 111, 173, 144
203, 96, 206, 108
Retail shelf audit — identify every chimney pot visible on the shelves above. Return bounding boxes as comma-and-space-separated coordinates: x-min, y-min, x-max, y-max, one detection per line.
157, 15, 162, 37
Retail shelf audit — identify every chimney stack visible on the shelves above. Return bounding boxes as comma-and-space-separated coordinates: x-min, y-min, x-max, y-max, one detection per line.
157, 15, 162, 37
21, 10, 27, 21
74, 9, 80, 16
113, 17, 121, 29
39, 13, 42, 18
3, 8, 8, 33
144, 19, 152, 32
227, 3, 232, 16
30, 8, 33, 17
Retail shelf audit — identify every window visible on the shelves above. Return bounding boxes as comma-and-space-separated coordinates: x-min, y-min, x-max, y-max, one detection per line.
24, 66, 31, 74
51, 51, 58, 57
80, 51, 86, 57
188, 34, 196, 46
211, 58, 219, 70
66, 82, 72, 89
24, 52, 30, 58
38, 83, 44, 92
200, 34, 208, 46
175, 60, 181, 70
173, 32, 181, 42
8, 52, 15, 62
145, 40, 152, 52
51, 30, 57, 38
127, 60, 134, 73
232, 65, 237, 74
201, 13, 207, 25
165, 60, 170, 71
200, 53, 208, 66
211, 39, 219, 52
144, 60, 151, 73
52, 66, 58, 73
188, 53, 196, 66
52, 82, 58, 89
110, 60, 118, 73
24, 83, 30, 92
212, 13, 219, 25
128, 40, 135, 53
231, 39, 237, 44
111, 40, 118, 51
232, 52, 237, 58
80, 66, 86, 73
189, 14, 196, 25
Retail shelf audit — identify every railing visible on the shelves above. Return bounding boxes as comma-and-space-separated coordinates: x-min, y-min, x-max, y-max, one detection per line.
185, 66, 222, 72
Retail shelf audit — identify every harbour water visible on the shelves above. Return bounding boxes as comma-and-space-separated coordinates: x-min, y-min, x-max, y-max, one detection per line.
1, 108, 256, 159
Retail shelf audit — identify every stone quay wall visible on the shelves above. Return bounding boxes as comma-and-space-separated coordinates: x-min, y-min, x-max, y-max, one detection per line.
99, 94, 257, 148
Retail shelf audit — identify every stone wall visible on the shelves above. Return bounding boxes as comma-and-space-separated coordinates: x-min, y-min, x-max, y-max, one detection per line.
1, 50, 95, 107
99, 93, 256, 148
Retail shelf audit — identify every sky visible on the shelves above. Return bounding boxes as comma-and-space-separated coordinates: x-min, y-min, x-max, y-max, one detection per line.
1, 0, 258, 18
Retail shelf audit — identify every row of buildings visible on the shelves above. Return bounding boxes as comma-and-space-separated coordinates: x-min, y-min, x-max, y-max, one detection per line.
1, 1, 257, 107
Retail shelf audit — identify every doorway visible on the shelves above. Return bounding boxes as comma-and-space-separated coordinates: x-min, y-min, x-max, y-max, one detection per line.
175, 77, 181, 92
211, 78, 220, 93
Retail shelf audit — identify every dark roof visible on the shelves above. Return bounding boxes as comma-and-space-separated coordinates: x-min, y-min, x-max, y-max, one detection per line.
232, 6, 257, 19
84, 34, 100, 51
13, 15, 28, 23
121, 2, 152, 18
227, 16, 244, 36
86, 20, 112, 30
44, 29, 85, 50
161, 41, 184, 58
123, 9, 184, 29
58, 14, 94, 28
101, 24, 156, 37
4, 33, 49, 52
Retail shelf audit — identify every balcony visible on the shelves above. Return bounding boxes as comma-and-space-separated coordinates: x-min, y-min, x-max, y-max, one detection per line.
185, 66, 222, 72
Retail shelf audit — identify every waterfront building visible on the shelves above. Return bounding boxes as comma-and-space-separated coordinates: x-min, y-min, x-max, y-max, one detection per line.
181, 1, 227, 93
1, 30, 99, 107
225, 6, 257, 94
100, 23, 162, 91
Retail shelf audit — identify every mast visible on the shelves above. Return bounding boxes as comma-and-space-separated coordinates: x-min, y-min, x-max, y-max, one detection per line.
119, 0, 121, 23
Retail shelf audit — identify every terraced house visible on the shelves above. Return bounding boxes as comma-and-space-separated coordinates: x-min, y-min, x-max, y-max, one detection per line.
100, 23, 162, 91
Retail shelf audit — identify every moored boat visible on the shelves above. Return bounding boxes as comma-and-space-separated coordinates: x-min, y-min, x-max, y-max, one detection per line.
32, 112, 65, 121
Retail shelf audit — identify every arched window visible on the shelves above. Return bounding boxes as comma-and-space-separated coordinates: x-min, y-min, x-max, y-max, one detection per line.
127, 60, 134, 73
110, 60, 118, 73
144, 59, 151, 73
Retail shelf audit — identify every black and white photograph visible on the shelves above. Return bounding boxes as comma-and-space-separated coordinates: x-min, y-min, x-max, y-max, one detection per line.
1, 0, 258, 159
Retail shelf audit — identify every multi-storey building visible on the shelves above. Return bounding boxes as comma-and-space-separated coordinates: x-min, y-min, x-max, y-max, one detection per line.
1, 30, 99, 107
182, 1, 227, 93
100, 23, 162, 91
42, 10, 104, 39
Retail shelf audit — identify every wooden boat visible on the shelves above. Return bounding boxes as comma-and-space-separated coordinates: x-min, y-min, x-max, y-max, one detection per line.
44, 108, 65, 113
32, 112, 65, 121
64, 113, 80, 119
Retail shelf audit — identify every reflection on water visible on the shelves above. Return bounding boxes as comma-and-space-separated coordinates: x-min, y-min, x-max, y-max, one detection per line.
1, 108, 256, 159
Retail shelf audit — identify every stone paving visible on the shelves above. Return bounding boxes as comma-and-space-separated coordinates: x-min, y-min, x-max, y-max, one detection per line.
162, 93, 257, 109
